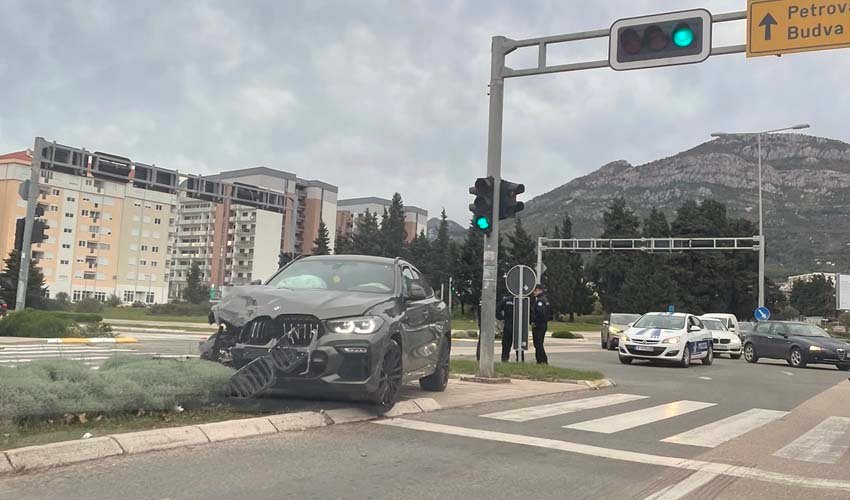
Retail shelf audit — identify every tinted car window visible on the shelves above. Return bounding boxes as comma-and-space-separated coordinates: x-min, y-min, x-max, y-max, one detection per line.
702, 319, 726, 331
268, 260, 395, 294
401, 267, 415, 297
633, 315, 685, 330
611, 313, 640, 325
753, 322, 772, 334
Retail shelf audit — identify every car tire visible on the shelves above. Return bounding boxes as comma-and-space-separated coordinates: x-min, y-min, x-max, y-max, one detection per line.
730, 353, 742, 360
744, 343, 759, 363
609, 338, 619, 351
679, 344, 691, 368
838, 364, 850, 372
618, 354, 632, 365
420, 336, 450, 392
371, 338, 403, 414
702, 344, 713, 366
789, 347, 807, 369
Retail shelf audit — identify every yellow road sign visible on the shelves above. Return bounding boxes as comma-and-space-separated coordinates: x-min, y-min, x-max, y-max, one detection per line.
748, 0, 850, 57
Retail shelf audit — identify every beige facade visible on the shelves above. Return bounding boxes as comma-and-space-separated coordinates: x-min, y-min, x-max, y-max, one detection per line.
336, 197, 428, 243
168, 167, 337, 298
0, 151, 174, 304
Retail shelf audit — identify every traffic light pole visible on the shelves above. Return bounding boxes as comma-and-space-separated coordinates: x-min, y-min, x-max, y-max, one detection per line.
15, 137, 44, 311
478, 36, 507, 378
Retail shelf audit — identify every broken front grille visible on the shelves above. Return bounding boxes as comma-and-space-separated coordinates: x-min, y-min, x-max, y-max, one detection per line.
237, 315, 324, 346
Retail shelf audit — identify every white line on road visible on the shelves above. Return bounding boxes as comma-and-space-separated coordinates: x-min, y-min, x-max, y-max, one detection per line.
0, 356, 113, 363
643, 471, 718, 500
376, 419, 850, 493
564, 401, 716, 434
781, 371, 794, 376
774, 416, 850, 464
698, 376, 712, 380
661, 408, 789, 448
482, 393, 649, 422
0, 348, 135, 354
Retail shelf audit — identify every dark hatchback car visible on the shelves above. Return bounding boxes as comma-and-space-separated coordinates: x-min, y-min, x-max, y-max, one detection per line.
201, 255, 451, 413
743, 321, 850, 370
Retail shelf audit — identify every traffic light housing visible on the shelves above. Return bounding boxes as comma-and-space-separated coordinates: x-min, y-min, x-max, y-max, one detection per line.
32, 220, 48, 244
499, 179, 525, 220
609, 9, 711, 71
14, 218, 25, 252
469, 176, 494, 234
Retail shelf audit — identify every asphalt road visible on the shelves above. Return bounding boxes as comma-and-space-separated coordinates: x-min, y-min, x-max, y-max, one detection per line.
3, 333, 850, 500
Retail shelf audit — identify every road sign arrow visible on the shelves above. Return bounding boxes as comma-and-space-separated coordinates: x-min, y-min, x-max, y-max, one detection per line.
759, 13, 777, 41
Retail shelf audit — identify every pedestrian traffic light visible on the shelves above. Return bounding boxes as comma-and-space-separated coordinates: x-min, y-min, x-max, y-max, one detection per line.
499, 179, 525, 220
32, 220, 48, 244
13, 218, 25, 252
469, 176, 494, 234
609, 9, 711, 71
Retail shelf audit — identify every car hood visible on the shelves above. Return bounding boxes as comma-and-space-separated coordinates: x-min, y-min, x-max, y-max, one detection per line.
803, 337, 850, 349
626, 327, 682, 340
212, 285, 395, 327
711, 330, 739, 341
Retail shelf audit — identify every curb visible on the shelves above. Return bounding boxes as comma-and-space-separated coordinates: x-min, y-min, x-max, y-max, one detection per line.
46, 337, 139, 344
0, 397, 441, 476
565, 378, 616, 390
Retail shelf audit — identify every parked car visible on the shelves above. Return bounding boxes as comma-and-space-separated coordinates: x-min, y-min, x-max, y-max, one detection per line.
0, 297, 7, 317
702, 313, 740, 338
618, 312, 714, 368
743, 321, 850, 370
738, 321, 755, 342
201, 255, 451, 413
601, 313, 641, 350
699, 316, 742, 359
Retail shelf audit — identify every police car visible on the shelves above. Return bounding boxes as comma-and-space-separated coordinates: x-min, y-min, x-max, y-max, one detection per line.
618, 313, 714, 368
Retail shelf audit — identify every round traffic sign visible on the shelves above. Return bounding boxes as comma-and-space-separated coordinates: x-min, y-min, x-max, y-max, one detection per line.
506, 265, 537, 297
754, 306, 771, 322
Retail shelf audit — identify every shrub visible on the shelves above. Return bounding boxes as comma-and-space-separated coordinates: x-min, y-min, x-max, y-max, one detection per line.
67, 322, 113, 338
45, 312, 103, 323
0, 310, 72, 338
839, 312, 850, 330
552, 331, 584, 339
55, 292, 70, 306
106, 294, 122, 307
781, 306, 801, 321
149, 301, 211, 317
38, 298, 69, 311
74, 298, 103, 313
131, 301, 147, 308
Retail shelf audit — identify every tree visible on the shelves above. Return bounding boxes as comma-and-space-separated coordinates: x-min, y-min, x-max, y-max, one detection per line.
278, 251, 295, 269
334, 231, 354, 255
643, 208, 670, 237
590, 199, 641, 312
601, 198, 641, 238
351, 209, 383, 256
456, 218, 484, 315
379, 193, 407, 258
506, 216, 536, 269
407, 231, 432, 282
183, 261, 210, 304
790, 275, 836, 317
0, 249, 47, 308
430, 209, 454, 293
781, 305, 801, 321
312, 221, 331, 255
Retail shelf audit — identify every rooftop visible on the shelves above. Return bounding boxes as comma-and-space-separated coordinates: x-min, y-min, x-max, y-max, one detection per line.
337, 197, 427, 216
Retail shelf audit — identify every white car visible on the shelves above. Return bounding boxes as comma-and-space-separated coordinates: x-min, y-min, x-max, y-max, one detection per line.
618, 313, 714, 368
702, 313, 739, 338
699, 316, 743, 359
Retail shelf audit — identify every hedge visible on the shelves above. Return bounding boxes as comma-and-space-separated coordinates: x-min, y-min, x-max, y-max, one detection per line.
149, 302, 211, 317
551, 331, 584, 339
44, 311, 103, 323
0, 310, 72, 338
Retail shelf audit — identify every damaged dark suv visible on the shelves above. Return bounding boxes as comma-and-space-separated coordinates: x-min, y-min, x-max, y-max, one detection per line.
201, 255, 451, 413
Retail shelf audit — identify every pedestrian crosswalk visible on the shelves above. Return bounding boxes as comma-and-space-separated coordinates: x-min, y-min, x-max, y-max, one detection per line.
0, 344, 140, 369
477, 392, 850, 465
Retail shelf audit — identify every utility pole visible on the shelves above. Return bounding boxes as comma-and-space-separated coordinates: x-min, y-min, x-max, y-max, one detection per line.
478, 36, 508, 378
15, 137, 44, 311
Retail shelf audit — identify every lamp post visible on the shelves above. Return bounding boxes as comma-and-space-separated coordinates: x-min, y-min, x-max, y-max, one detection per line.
710, 124, 810, 309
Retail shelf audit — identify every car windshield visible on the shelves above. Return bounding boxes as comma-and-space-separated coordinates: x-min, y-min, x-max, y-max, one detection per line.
633, 315, 685, 330
267, 260, 396, 294
610, 313, 640, 325
785, 323, 830, 338
701, 319, 726, 331
739, 322, 754, 332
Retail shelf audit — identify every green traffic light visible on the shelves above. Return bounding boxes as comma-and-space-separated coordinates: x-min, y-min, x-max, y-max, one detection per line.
476, 216, 490, 230
672, 25, 694, 47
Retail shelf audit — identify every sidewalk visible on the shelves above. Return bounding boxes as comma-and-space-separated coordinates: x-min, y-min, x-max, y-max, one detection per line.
405, 377, 589, 409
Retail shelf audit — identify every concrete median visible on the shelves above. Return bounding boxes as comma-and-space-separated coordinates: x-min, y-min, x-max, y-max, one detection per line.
197, 417, 278, 443
267, 411, 330, 432
112, 426, 209, 454
4, 437, 123, 472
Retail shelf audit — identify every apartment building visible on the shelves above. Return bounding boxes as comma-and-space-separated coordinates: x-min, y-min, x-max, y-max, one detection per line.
0, 150, 174, 304
168, 167, 337, 297
336, 197, 428, 243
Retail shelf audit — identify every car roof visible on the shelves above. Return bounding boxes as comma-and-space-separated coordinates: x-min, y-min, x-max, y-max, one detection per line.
298, 254, 398, 265
643, 312, 689, 318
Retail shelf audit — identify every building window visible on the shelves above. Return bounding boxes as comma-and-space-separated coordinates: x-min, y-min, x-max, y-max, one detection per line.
60, 259, 69, 265
67, 196, 75, 202
49, 205, 58, 212
63, 228, 72, 233
51, 189, 60, 196
65, 213, 74, 218
141, 245, 148, 251
154, 218, 161, 225
123, 291, 135, 302
152, 246, 159, 253
146, 292, 155, 304
78, 241, 86, 247
62, 244, 71, 249
83, 272, 96, 280
134, 201, 141, 208
140, 260, 147, 266
155, 204, 162, 211
93, 292, 106, 302
151, 261, 158, 268
81, 209, 89, 216
73, 290, 82, 302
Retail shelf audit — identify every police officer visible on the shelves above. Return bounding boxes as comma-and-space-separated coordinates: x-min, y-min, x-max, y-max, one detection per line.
496, 295, 516, 362
530, 284, 550, 365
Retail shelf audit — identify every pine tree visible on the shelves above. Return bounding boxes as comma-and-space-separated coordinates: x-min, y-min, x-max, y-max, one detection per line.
601, 198, 641, 238
278, 251, 294, 268
183, 261, 210, 304
506, 216, 536, 269
430, 208, 454, 293
643, 208, 671, 237
312, 221, 331, 255
407, 231, 432, 281
350, 209, 383, 256
791, 275, 836, 317
379, 193, 407, 258
334, 230, 354, 255
456, 218, 484, 314
0, 249, 47, 308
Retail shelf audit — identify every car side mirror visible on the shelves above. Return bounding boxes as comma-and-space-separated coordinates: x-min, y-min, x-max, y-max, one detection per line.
689, 326, 702, 332
407, 284, 428, 302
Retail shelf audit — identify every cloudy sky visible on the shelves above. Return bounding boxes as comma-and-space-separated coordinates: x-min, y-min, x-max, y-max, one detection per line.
2, 0, 849, 222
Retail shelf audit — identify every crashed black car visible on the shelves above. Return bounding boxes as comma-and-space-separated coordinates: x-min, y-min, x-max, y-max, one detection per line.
202, 255, 451, 413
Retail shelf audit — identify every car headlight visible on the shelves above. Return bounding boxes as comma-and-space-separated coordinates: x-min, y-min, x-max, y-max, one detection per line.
610, 327, 622, 335
326, 316, 384, 335
622, 335, 631, 342
809, 345, 823, 352
663, 336, 681, 345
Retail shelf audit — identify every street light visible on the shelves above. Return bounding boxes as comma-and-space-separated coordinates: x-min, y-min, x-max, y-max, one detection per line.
710, 124, 811, 310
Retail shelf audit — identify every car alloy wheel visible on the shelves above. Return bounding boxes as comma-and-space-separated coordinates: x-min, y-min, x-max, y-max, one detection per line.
373, 339, 403, 414
680, 345, 691, 368
789, 347, 806, 368
702, 344, 713, 366
744, 344, 758, 363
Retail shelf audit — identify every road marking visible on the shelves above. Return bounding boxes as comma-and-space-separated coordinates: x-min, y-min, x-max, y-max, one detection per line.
781, 371, 794, 376
376, 419, 850, 492
564, 401, 716, 434
0, 348, 135, 355
661, 408, 789, 448
481, 393, 648, 422
698, 376, 712, 380
774, 416, 850, 464
0, 356, 113, 363
643, 471, 718, 500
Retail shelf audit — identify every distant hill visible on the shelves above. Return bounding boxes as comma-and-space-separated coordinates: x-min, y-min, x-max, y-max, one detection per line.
426, 217, 467, 242
511, 134, 850, 278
